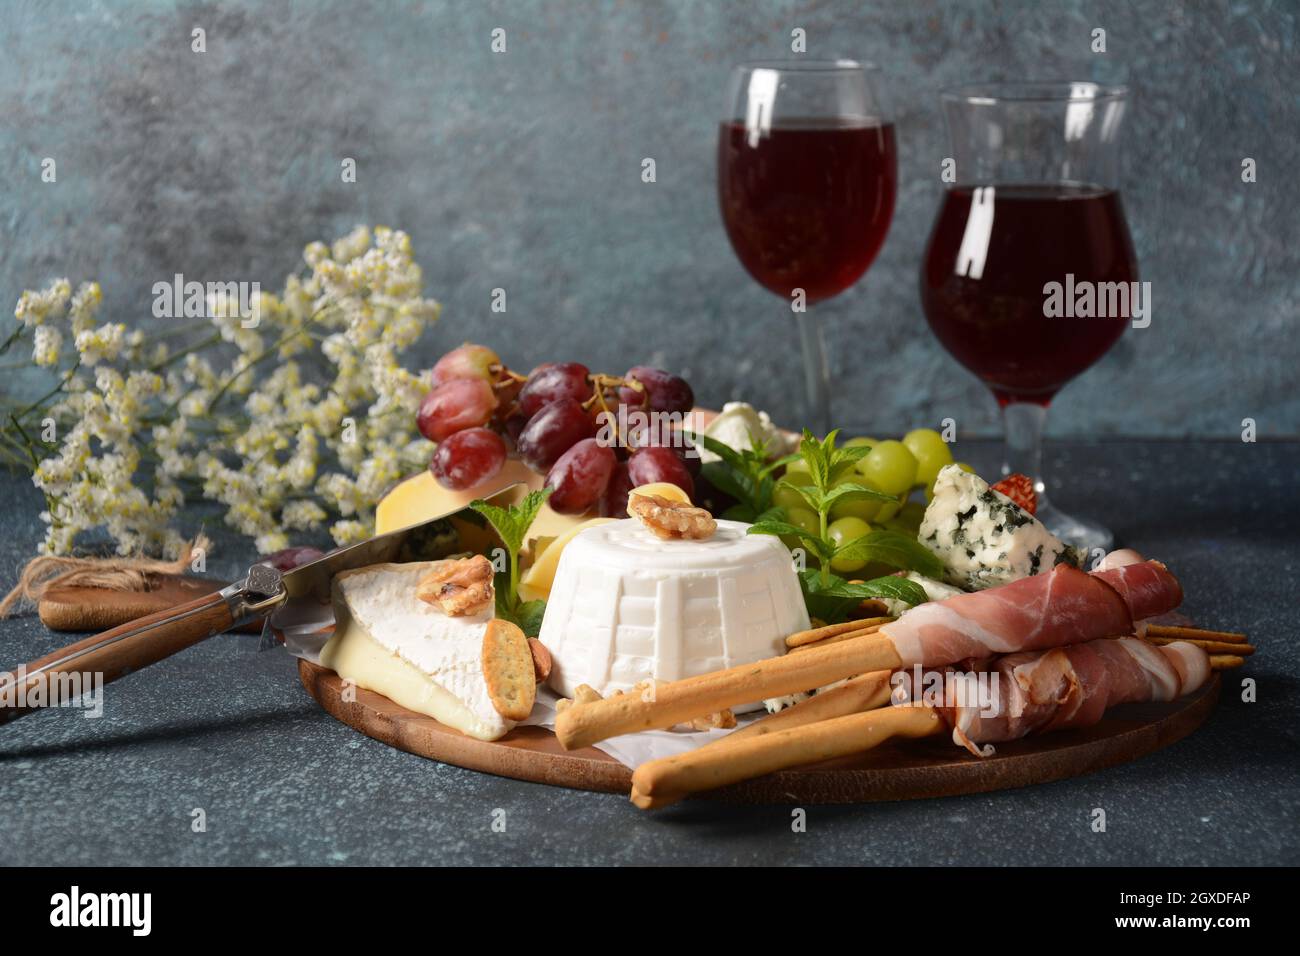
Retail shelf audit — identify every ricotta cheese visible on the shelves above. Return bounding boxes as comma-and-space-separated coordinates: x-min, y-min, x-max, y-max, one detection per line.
919, 464, 1084, 591
539, 518, 809, 699
319, 562, 513, 741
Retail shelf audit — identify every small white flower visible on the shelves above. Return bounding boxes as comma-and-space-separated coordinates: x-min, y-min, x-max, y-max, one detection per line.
32, 325, 63, 366
74, 322, 126, 366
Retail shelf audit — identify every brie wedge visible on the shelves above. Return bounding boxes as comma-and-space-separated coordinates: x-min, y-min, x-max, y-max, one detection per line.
319, 562, 513, 741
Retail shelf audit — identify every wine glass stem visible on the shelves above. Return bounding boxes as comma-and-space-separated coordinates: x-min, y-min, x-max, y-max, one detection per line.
1001, 401, 1047, 499
797, 311, 831, 435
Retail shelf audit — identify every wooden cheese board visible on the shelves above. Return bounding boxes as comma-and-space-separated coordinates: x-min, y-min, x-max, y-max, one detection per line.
297, 659, 1220, 804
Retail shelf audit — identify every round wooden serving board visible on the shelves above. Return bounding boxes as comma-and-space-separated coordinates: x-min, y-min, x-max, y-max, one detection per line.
298, 660, 1220, 804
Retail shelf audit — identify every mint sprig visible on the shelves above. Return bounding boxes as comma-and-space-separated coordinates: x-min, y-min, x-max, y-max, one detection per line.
689, 430, 798, 522
797, 570, 927, 625
470, 488, 552, 636
749, 430, 937, 609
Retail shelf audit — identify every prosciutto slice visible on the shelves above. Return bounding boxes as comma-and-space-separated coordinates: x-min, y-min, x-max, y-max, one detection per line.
1091, 560, 1184, 622
881, 560, 1184, 668
927, 637, 1211, 755
881, 565, 1133, 667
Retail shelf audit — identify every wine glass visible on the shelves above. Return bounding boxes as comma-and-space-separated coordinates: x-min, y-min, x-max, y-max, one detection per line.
718, 60, 896, 435
919, 82, 1135, 554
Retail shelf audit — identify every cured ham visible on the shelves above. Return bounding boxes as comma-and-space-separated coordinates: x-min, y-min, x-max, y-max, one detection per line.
880, 560, 1183, 668
1091, 560, 1184, 622
916, 636, 1212, 756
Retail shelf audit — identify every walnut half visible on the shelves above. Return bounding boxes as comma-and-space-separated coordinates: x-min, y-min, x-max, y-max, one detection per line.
627, 493, 716, 541
416, 555, 495, 616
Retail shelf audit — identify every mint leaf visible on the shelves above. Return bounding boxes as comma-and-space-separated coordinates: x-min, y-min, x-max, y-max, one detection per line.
798, 428, 832, 490
514, 600, 548, 638
830, 530, 944, 579
748, 518, 813, 539
796, 570, 861, 624
795, 570, 926, 624
819, 481, 896, 510
814, 575, 927, 607
749, 520, 832, 562
700, 460, 753, 505
471, 488, 553, 615
774, 478, 823, 512
690, 432, 781, 517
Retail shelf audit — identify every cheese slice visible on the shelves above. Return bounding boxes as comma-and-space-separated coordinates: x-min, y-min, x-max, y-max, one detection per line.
919, 464, 1084, 591
375, 464, 586, 545
319, 562, 513, 741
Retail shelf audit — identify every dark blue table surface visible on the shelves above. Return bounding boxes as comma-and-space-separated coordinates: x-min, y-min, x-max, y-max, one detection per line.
1, 441, 1296, 866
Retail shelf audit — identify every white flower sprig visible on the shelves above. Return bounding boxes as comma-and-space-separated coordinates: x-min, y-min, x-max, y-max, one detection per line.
2, 225, 440, 557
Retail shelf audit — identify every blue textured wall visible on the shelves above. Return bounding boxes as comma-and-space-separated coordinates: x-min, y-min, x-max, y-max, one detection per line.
2, 0, 1296, 437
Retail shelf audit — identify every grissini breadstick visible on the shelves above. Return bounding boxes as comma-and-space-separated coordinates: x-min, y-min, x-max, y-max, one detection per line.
722, 670, 893, 743
1145, 636, 1254, 655
630, 705, 942, 809
633, 636, 1224, 809
1146, 624, 1248, 644
560, 562, 1187, 751
790, 621, 889, 652
554, 634, 903, 750
1209, 654, 1246, 669
785, 617, 893, 648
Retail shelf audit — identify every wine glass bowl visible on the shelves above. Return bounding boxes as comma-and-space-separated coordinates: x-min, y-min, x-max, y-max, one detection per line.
919, 82, 1135, 552
717, 60, 896, 434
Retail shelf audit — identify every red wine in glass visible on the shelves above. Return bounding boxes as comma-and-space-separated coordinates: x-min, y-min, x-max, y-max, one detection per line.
919, 81, 1135, 553
718, 119, 897, 305
921, 183, 1138, 406
717, 61, 895, 435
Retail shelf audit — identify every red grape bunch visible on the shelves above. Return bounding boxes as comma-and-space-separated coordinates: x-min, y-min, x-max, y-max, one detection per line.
416, 344, 697, 516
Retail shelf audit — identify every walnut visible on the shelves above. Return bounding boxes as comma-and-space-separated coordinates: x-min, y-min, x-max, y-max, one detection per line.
415, 555, 495, 616
627, 493, 716, 541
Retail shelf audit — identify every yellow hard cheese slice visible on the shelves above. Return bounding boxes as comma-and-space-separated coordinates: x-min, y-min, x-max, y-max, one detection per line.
375, 462, 586, 542
627, 482, 690, 506
518, 517, 616, 603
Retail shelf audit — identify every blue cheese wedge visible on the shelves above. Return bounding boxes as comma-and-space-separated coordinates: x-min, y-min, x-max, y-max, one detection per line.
919, 464, 1084, 591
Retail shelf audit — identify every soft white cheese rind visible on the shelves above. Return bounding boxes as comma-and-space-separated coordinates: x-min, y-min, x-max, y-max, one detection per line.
918, 464, 1083, 591
540, 519, 809, 699
320, 562, 513, 741
699, 402, 793, 463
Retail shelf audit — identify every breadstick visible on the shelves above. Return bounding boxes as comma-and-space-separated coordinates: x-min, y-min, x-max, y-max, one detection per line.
1209, 654, 1246, 670
554, 634, 904, 751
790, 622, 888, 652
630, 705, 941, 809
1146, 624, 1248, 644
722, 670, 893, 743
785, 617, 893, 648
1146, 636, 1255, 655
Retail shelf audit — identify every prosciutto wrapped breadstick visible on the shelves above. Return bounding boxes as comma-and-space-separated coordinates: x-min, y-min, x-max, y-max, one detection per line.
907, 635, 1211, 756
558, 561, 1183, 750
630, 637, 1213, 808
878, 561, 1181, 667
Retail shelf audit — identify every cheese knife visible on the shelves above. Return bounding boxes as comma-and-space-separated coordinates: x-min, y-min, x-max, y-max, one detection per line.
0, 483, 523, 724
